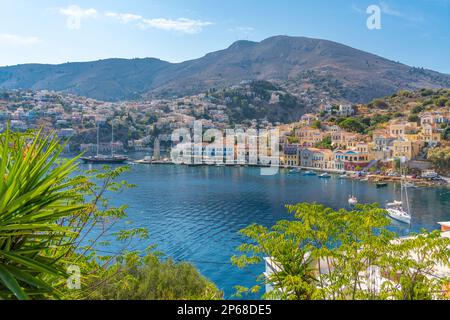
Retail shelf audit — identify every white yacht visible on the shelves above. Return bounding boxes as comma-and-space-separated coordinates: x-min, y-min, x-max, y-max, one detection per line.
348, 179, 358, 205
386, 163, 412, 224
386, 201, 411, 224
348, 195, 358, 206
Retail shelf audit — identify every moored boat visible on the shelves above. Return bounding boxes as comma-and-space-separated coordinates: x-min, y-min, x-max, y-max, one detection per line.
376, 182, 388, 188
134, 156, 153, 164
319, 173, 331, 179
386, 201, 411, 224
348, 195, 358, 206
81, 121, 128, 164
81, 155, 128, 164
386, 162, 412, 225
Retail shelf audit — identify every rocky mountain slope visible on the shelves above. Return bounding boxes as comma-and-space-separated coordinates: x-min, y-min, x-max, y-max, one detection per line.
0, 35, 449, 102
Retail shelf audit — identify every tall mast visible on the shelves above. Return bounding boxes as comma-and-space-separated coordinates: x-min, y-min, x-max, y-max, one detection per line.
96, 121, 99, 157
111, 120, 114, 157
403, 165, 411, 219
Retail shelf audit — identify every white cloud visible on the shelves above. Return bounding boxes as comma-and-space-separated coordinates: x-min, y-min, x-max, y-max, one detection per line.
105, 11, 213, 34
379, 2, 403, 17
140, 18, 213, 34
59, 5, 97, 30
350, 4, 364, 14
379, 2, 423, 22
106, 12, 142, 24
0, 33, 40, 46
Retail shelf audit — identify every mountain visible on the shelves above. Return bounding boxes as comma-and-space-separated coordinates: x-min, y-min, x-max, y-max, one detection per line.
0, 58, 170, 101
0, 35, 449, 102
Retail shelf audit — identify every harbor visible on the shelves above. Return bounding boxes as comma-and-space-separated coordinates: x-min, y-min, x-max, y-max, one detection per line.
130, 156, 449, 188
79, 162, 450, 298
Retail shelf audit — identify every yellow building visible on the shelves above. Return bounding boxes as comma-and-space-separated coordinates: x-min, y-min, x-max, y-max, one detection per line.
331, 130, 357, 149
420, 124, 442, 145
388, 121, 418, 139
393, 140, 422, 160
300, 148, 334, 169
299, 113, 319, 126
282, 144, 300, 166
295, 126, 326, 147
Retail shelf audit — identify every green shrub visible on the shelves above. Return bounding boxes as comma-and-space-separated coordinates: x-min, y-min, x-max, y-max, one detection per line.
87, 253, 223, 300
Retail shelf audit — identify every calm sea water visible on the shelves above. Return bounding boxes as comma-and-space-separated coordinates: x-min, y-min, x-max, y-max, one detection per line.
79, 161, 450, 299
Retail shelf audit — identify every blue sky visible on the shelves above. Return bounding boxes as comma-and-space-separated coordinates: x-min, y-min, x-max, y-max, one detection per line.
0, 0, 449, 73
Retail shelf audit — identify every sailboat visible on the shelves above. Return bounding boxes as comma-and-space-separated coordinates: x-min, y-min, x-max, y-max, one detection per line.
386, 163, 411, 224
348, 195, 358, 206
348, 178, 358, 205
386, 201, 411, 224
81, 121, 128, 164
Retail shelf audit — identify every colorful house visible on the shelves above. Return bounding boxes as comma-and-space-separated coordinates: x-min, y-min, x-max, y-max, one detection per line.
282, 144, 300, 166
295, 126, 325, 147
392, 140, 423, 160
334, 150, 370, 171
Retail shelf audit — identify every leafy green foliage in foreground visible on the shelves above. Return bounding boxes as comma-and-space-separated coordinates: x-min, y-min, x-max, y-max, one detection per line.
0, 129, 221, 300
0, 129, 83, 299
86, 252, 222, 300
232, 203, 450, 300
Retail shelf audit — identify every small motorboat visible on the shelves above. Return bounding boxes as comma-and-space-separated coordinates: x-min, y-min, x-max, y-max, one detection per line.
376, 182, 388, 188
289, 168, 301, 174
404, 182, 416, 188
319, 173, 331, 179
339, 174, 348, 179
134, 156, 153, 164
348, 195, 358, 206
303, 170, 317, 176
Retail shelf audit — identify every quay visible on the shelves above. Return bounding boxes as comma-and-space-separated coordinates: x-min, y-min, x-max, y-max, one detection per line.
132, 159, 449, 187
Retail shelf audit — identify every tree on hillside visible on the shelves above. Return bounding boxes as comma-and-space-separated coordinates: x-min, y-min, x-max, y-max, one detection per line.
370, 99, 389, 109
287, 136, 300, 144
442, 125, 450, 141
427, 147, 450, 173
408, 114, 420, 123
412, 105, 425, 114
315, 135, 333, 150
311, 120, 322, 130
338, 118, 366, 134
434, 97, 448, 107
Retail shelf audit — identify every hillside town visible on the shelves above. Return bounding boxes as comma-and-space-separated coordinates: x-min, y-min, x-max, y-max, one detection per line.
0, 88, 267, 152
1, 88, 449, 179
278, 102, 449, 174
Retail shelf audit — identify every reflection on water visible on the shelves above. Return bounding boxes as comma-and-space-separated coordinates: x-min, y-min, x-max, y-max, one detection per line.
80, 163, 450, 298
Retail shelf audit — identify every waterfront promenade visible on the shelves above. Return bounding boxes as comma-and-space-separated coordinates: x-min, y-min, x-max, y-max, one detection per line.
132, 158, 449, 187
